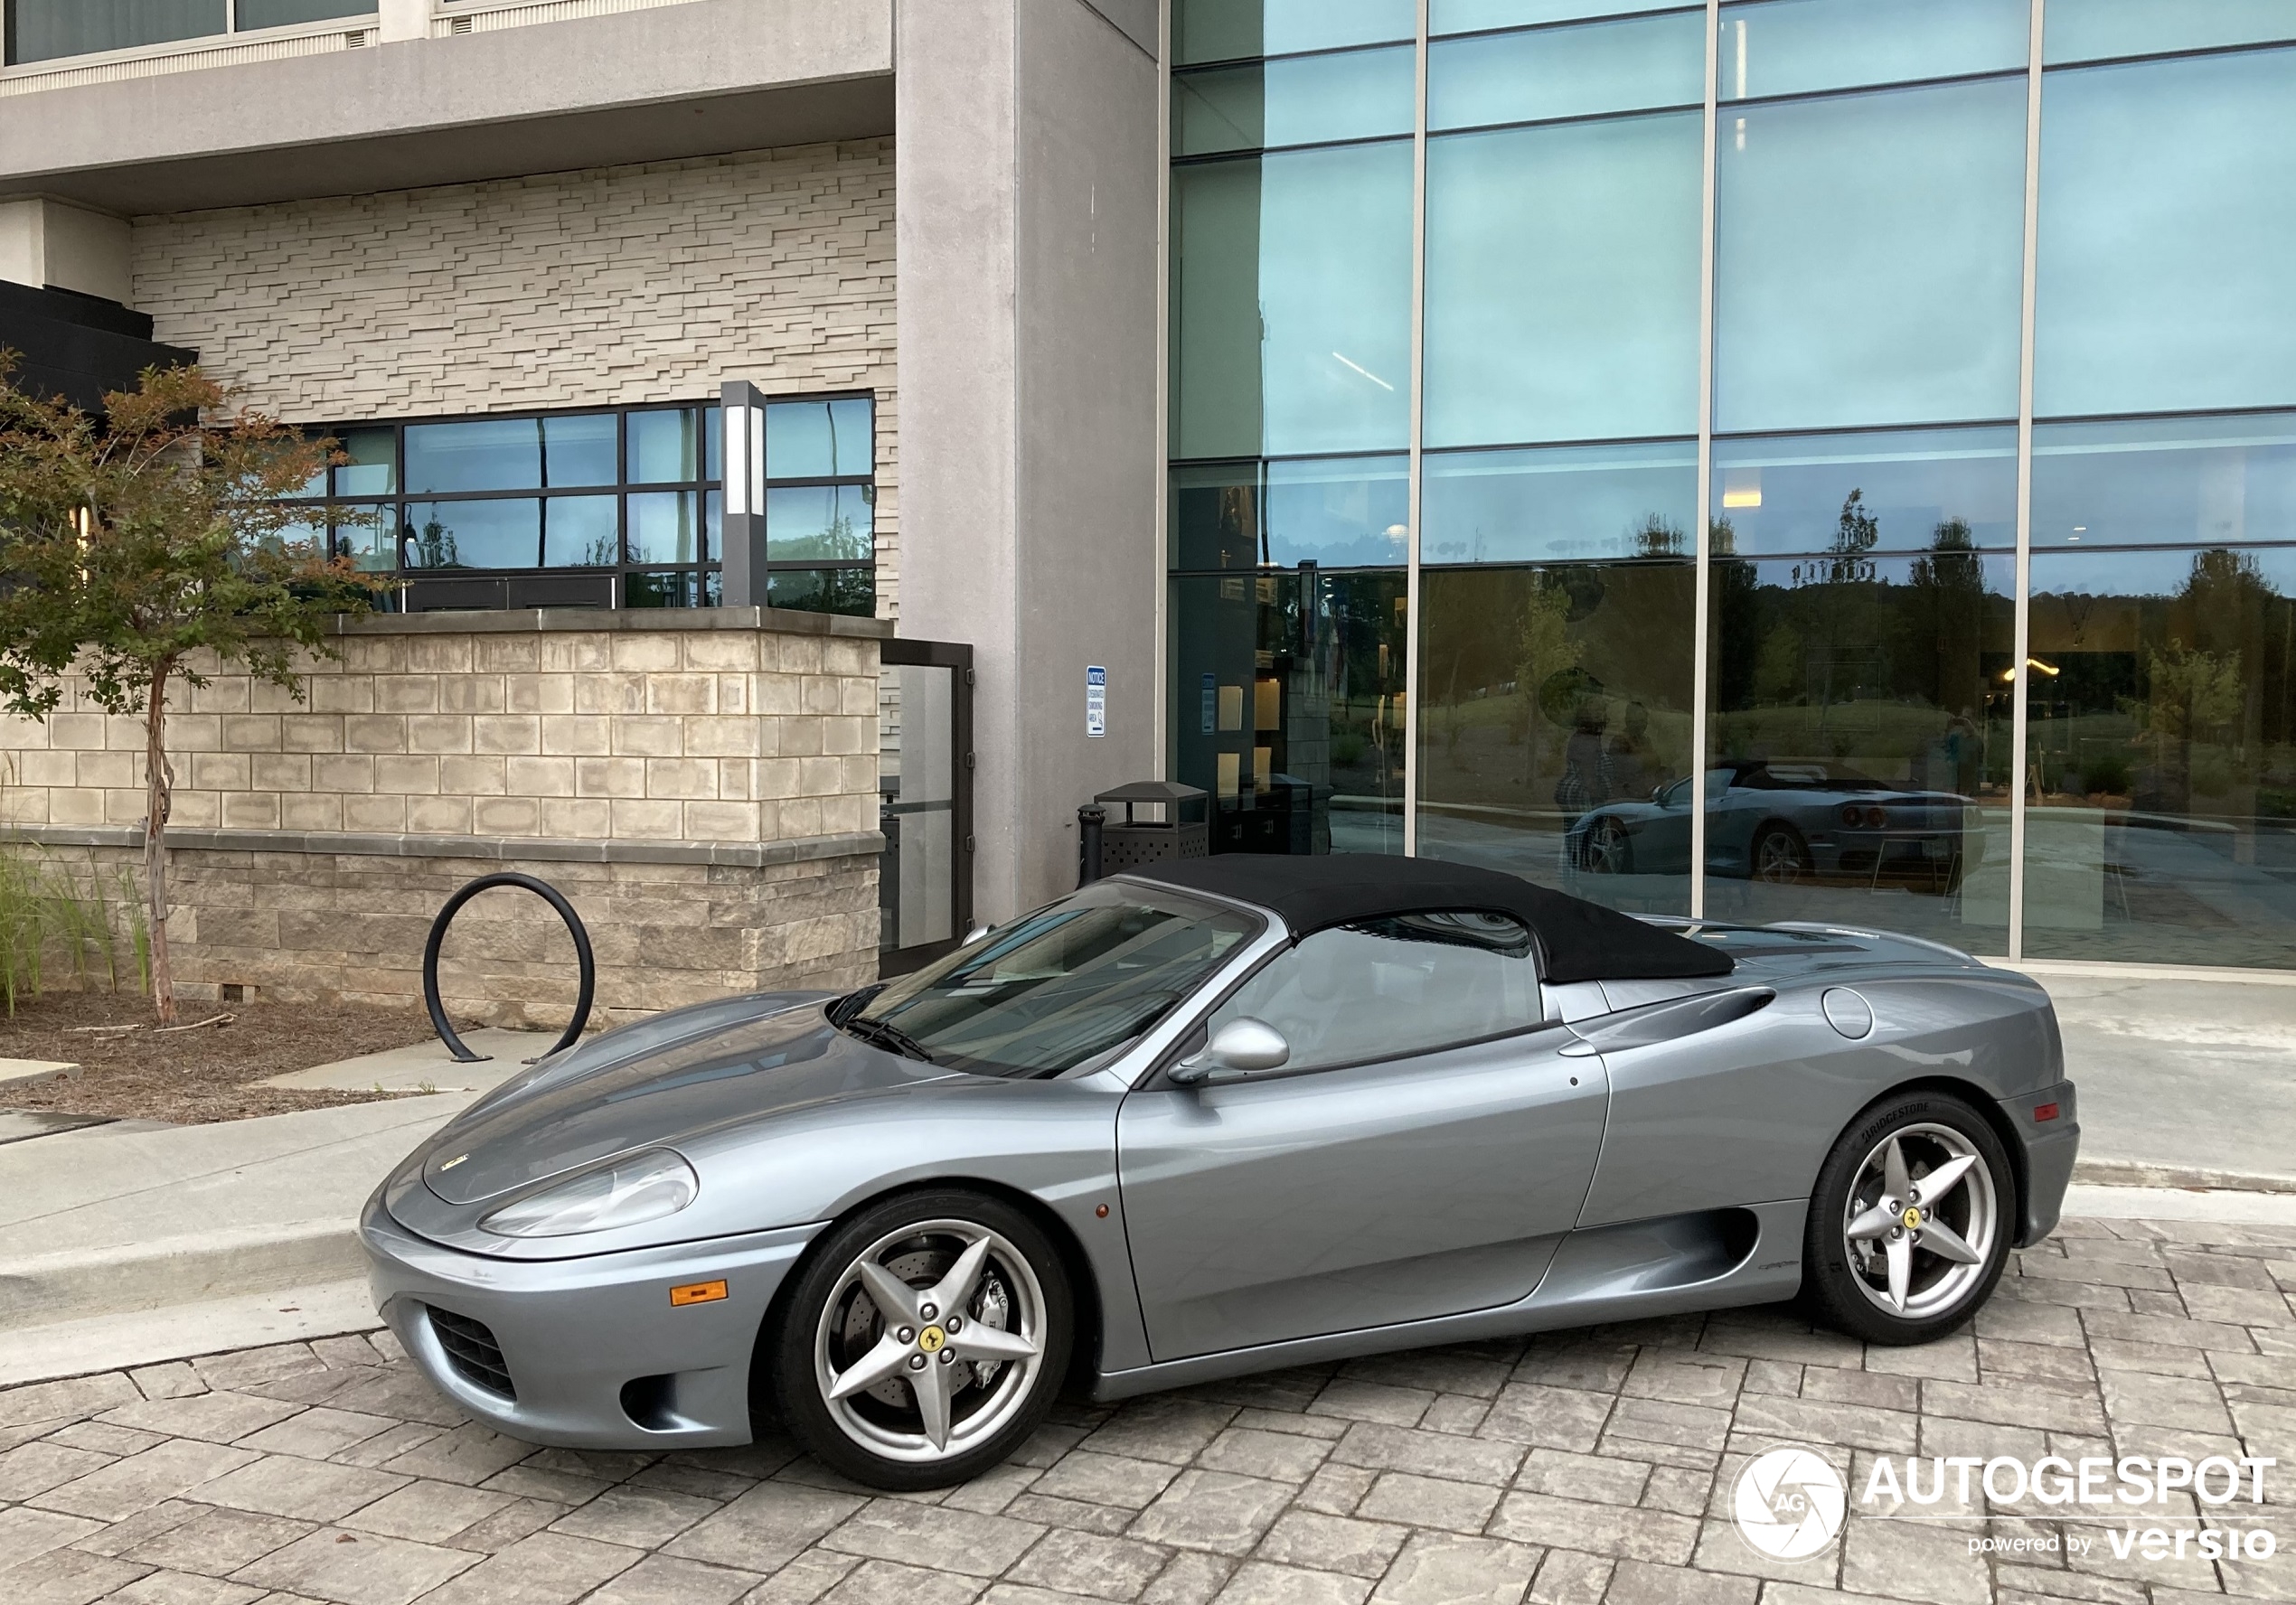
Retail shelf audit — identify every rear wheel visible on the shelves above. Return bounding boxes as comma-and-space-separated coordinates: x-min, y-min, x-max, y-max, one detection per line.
1584, 818, 1633, 875
1751, 825, 1811, 884
1803, 1091, 2014, 1345
772, 1190, 1072, 1489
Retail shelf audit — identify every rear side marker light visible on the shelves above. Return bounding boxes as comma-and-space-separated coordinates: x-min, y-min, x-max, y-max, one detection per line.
671, 1280, 729, 1307
2033, 1103, 2060, 1122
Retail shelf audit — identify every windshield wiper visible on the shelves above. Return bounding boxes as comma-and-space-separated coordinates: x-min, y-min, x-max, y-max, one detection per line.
827, 983, 886, 1027
840, 1013, 936, 1063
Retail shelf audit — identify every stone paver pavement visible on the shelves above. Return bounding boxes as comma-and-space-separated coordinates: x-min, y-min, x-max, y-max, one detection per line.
3, 1213, 2292, 1605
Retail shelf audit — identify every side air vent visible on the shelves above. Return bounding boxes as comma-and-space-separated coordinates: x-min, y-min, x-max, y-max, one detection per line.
428, 1307, 516, 1400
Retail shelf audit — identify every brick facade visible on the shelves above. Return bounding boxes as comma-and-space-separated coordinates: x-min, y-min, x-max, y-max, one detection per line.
0, 612, 887, 1025
127, 138, 904, 616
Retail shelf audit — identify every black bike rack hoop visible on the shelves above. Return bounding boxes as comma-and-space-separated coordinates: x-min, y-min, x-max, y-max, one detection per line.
423, 873, 597, 1065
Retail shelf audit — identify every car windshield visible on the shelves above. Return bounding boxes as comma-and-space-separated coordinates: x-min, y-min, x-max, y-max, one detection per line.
850, 880, 1262, 1078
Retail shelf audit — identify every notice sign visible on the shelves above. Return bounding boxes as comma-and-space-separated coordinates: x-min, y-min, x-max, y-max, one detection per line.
1087, 666, 1107, 737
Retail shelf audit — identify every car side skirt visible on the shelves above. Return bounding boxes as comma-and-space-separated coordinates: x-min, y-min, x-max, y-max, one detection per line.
1088, 1199, 1808, 1403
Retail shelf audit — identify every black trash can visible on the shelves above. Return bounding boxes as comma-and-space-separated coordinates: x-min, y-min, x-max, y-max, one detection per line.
1079, 781, 1209, 884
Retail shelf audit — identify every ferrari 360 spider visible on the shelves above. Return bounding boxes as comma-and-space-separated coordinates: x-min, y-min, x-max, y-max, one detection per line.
362, 854, 2076, 1488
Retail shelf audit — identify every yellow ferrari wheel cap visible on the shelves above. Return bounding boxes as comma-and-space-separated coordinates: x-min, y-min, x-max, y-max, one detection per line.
1901, 1206, 1923, 1230
918, 1326, 946, 1353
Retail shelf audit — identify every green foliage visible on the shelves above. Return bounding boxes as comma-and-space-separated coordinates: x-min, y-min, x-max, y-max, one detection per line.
0, 361, 386, 718
0, 849, 136, 1016
0, 358, 392, 1021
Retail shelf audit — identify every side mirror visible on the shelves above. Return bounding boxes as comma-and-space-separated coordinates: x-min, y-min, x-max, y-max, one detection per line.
1169, 1018, 1291, 1086
1652, 784, 1670, 806
964, 923, 992, 945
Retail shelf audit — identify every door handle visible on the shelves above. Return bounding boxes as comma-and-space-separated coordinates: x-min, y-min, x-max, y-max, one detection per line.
1558, 987, 1776, 1057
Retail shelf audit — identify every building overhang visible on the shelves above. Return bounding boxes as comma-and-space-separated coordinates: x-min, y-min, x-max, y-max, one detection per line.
0, 0, 894, 216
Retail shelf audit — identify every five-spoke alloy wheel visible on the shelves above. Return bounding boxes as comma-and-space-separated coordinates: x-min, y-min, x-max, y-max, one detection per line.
1803, 1090, 2014, 1345
771, 1190, 1072, 1489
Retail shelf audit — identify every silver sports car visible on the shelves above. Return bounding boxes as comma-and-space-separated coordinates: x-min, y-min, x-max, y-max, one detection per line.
362, 854, 2077, 1490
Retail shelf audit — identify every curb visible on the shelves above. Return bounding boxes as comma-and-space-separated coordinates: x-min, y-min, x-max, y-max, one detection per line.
0, 1218, 364, 1331
2073, 1158, 2296, 1197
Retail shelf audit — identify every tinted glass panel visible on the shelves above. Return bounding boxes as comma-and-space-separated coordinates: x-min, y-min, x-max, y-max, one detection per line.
1170, 568, 1407, 855
402, 500, 540, 568
1715, 79, 2028, 432
1170, 159, 1266, 458
767, 484, 874, 562
626, 572, 700, 608
626, 492, 701, 565
2031, 416, 2296, 551
2025, 547, 2296, 968
2045, 0, 2296, 64
1703, 544, 2014, 948
1710, 428, 2020, 556
541, 496, 618, 567
704, 405, 723, 482
1262, 143, 1416, 455
1174, 0, 1415, 63
333, 427, 396, 497
404, 418, 541, 493
766, 397, 873, 480
1208, 914, 1542, 1070
2035, 50, 2296, 418
331, 507, 392, 571
1717, 0, 2029, 100
767, 568, 875, 617
1424, 442, 1698, 565
626, 409, 700, 484
541, 415, 617, 489
1174, 46, 1416, 155
4, 0, 224, 63
1426, 113, 1702, 446
1430, 12, 1707, 128
236, 0, 372, 27
1435, 0, 1691, 32
1268, 457, 1410, 568
1170, 463, 1264, 571
1419, 560, 1697, 915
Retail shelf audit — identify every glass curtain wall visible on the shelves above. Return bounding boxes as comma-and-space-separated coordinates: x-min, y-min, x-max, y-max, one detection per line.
1169, 1, 2296, 967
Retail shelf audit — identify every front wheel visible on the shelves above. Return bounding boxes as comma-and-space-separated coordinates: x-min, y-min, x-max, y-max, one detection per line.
1751, 825, 1811, 884
771, 1190, 1073, 1489
1802, 1090, 2015, 1346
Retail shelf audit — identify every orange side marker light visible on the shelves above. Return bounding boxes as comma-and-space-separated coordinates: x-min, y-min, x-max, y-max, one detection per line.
670, 1280, 729, 1307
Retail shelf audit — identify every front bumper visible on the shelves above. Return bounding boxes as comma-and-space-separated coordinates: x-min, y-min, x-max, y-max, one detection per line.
359, 1189, 823, 1449
1998, 1081, 2080, 1247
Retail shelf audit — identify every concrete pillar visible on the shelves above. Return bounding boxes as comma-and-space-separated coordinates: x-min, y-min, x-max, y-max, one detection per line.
895, 0, 1161, 921
0, 198, 132, 305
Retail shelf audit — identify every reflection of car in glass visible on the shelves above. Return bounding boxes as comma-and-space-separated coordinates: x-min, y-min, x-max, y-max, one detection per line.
362, 855, 2072, 1490
1567, 759, 1984, 892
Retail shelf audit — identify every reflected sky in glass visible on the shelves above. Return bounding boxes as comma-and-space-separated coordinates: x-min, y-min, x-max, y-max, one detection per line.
767, 399, 874, 480
1175, 46, 1416, 155
1266, 456, 1410, 568
1711, 428, 2019, 554
1717, 0, 2028, 100
1431, 12, 1705, 128
541, 496, 619, 567
2032, 415, 2296, 550
1715, 79, 2027, 433
1424, 442, 1697, 563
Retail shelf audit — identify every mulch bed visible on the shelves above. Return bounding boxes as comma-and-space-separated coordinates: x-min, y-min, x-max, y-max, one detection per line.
0, 990, 447, 1125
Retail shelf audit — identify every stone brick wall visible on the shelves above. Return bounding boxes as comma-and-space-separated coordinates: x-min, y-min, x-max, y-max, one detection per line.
0, 611, 889, 1027
128, 138, 905, 617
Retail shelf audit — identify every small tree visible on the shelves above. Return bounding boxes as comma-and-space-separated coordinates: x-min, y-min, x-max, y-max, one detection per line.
0, 361, 387, 1023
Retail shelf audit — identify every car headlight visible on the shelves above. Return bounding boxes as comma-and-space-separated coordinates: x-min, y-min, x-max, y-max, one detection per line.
480, 1149, 699, 1238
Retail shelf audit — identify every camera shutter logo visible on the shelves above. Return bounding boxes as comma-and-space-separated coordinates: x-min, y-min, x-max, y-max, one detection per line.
1736, 1447, 1847, 1560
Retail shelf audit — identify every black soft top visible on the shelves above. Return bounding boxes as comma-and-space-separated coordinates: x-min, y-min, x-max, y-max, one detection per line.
1124, 854, 1733, 984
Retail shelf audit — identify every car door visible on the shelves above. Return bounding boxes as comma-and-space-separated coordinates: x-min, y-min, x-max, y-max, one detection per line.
1115, 910, 1609, 1362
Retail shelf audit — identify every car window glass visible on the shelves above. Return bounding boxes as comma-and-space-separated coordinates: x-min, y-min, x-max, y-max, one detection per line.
861, 882, 1260, 1078
1205, 910, 1540, 1074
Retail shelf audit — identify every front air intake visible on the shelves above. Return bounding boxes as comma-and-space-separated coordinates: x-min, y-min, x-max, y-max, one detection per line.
428, 1307, 516, 1400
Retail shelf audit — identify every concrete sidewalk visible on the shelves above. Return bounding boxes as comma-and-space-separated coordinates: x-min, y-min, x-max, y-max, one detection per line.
2023, 966, 2296, 1191
0, 1029, 548, 1384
